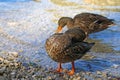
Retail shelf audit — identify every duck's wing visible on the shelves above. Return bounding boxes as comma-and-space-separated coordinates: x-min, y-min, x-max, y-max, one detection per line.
74, 13, 114, 25
65, 27, 86, 42
87, 14, 115, 33
63, 42, 95, 59
73, 13, 115, 33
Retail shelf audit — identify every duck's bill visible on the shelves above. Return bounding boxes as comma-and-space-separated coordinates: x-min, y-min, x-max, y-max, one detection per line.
55, 26, 62, 33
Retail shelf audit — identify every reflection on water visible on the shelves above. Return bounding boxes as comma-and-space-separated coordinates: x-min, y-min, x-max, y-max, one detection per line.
50, 0, 78, 6
84, 0, 120, 6
83, 0, 120, 12
50, 0, 120, 12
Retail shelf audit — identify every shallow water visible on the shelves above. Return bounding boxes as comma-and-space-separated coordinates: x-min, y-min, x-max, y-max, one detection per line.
0, 0, 120, 77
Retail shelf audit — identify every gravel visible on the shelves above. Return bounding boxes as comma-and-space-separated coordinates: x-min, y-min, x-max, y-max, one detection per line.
0, 51, 120, 80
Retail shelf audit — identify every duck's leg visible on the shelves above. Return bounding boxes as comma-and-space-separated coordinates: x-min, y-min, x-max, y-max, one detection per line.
67, 61, 75, 75
56, 63, 63, 72
84, 32, 89, 41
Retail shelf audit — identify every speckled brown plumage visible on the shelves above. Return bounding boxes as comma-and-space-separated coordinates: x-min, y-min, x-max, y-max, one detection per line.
65, 27, 86, 42
56, 12, 115, 35
45, 28, 94, 75
45, 34, 94, 63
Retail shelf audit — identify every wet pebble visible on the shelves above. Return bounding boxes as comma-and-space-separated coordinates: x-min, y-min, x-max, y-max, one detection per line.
9, 52, 18, 57
96, 71, 102, 75
76, 76, 81, 80
0, 76, 7, 80
47, 76, 52, 80
96, 78, 102, 80
0, 57, 4, 62
0, 66, 6, 74
10, 70, 16, 78
86, 72, 91, 75
3, 59, 10, 64
82, 78, 87, 80
112, 64, 119, 69
101, 72, 107, 78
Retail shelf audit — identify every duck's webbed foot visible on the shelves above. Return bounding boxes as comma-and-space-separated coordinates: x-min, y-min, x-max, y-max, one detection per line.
67, 61, 75, 76
56, 63, 63, 73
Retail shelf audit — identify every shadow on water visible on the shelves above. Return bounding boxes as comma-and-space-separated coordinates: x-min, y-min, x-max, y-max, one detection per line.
88, 29, 120, 52
85, 38, 115, 53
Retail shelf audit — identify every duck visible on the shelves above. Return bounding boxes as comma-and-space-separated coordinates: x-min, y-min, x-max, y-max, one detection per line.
45, 27, 95, 75
56, 12, 115, 36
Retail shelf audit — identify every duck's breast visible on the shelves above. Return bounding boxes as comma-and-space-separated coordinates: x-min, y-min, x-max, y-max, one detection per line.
45, 34, 71, 62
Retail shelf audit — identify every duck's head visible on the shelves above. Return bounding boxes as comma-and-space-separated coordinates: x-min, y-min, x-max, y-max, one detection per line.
56, 17, 74, 33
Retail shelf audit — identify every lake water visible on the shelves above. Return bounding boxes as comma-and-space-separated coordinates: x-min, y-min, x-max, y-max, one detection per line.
0, 0, 120, 77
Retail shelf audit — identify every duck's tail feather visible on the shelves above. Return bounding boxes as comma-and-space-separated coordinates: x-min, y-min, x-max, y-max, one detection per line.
88, 42, 95, 49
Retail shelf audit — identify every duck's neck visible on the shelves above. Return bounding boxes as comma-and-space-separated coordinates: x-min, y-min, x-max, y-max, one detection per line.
66, 18, 74, 29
